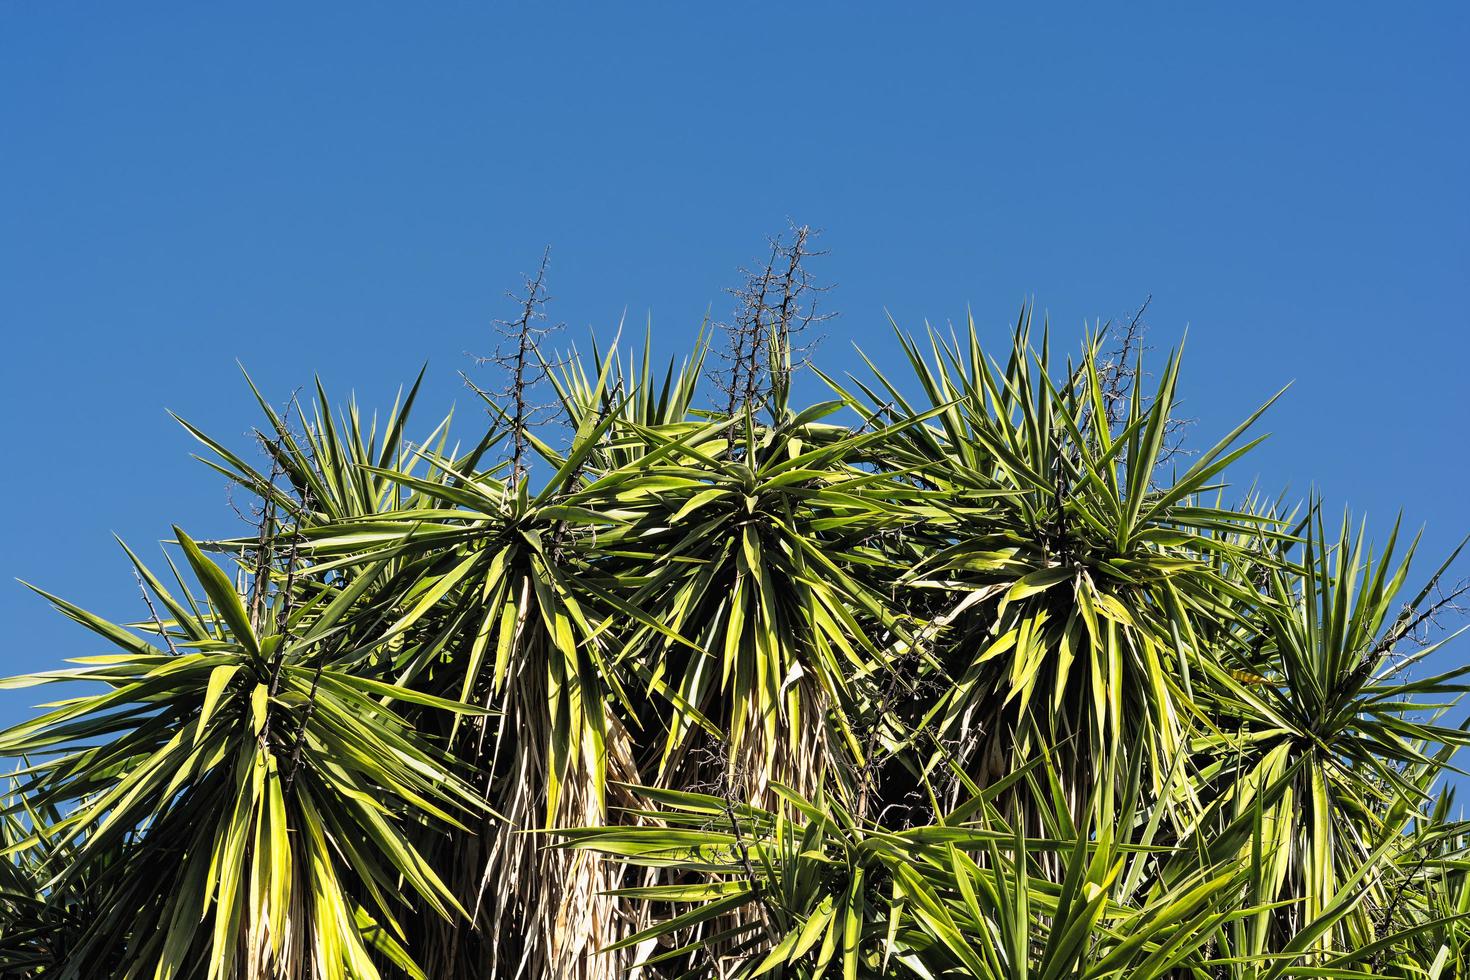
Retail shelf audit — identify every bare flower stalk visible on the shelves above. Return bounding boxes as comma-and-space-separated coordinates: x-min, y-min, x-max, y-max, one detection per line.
471, 246, 563, 488
712, 222, 835, 444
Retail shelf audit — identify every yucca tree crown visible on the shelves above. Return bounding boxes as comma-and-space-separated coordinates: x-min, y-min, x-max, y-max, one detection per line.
3, 306, 1467, 980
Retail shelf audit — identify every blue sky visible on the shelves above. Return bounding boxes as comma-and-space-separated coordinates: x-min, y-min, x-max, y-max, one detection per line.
2, 4, 1467, 727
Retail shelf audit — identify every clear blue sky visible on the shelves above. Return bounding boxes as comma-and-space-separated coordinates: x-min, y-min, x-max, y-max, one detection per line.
2, 5, 1467, 728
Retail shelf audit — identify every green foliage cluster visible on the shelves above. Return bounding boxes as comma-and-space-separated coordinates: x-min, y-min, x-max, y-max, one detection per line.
3, 309, 1468, 979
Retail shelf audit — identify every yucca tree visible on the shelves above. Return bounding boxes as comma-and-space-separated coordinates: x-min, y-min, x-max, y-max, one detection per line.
3, 294, 1467, 980
607, 405, 929, 802
0, 788, 116, 975
1175, 510, 1470, 957
557, 755, 1266, 980
0, 529, 484, 979
276, 350, 688, 978
819, 313, 1287, 820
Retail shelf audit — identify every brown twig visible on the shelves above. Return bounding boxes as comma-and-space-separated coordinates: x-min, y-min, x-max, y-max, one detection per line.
133, 571, 180, 656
